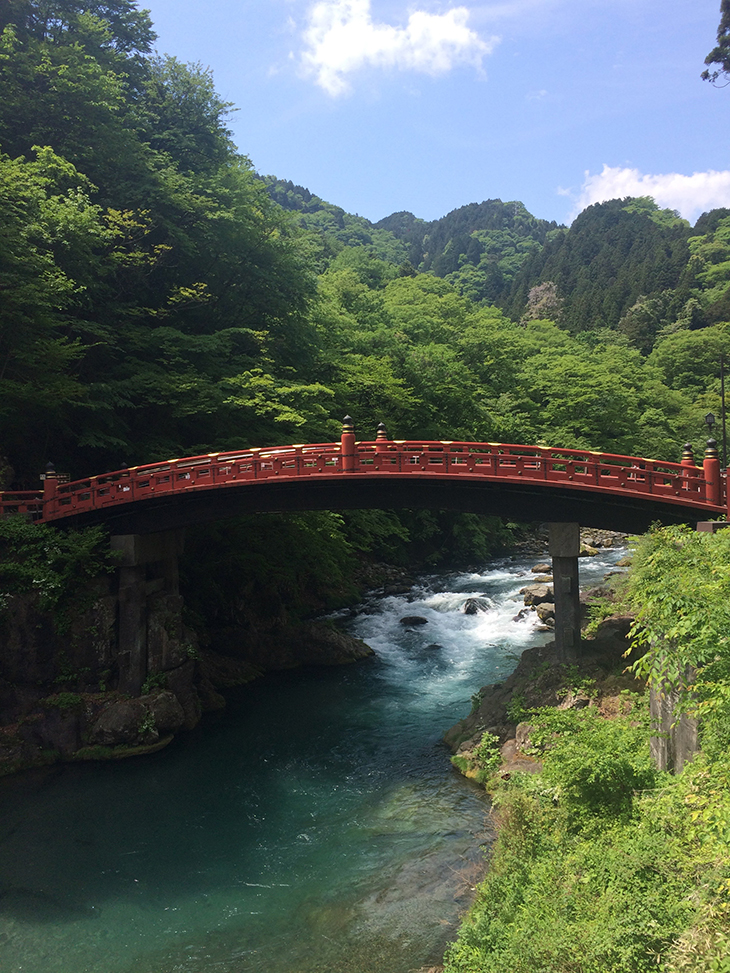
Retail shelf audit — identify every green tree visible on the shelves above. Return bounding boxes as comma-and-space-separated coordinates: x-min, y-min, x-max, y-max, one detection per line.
137, 55, 235, 174
0, 147, 110, 478
703, 0, 730, 84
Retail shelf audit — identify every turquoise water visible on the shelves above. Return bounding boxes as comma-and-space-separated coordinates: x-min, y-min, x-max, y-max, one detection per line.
0, 549, 626, 973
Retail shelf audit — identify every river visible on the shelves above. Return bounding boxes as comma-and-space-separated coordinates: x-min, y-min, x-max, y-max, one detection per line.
0, 547, 626, 973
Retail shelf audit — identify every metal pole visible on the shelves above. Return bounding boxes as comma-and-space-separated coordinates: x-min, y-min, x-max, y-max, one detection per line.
722, 354, 727, 469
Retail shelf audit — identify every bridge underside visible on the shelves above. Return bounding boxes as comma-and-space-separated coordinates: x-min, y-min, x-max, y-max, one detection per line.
54, 473, 715, 535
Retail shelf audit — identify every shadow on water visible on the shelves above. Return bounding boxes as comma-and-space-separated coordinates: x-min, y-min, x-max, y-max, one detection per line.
0, 888, 100, 924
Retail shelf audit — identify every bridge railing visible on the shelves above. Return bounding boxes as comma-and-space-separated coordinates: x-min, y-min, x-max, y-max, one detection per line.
0, 439, 725, 523
33, 442, 343, 521
352, 441, 710, 502
0, 490, 45, 519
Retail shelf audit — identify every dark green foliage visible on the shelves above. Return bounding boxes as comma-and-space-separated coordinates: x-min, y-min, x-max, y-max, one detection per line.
0, 0, 155, 56
0, 517, 113, 621
180, 512, 359, 633
533, 704, 657, 824
136, 55, 236, 173
624, 525, 730, 759
703, 0, 730, 84
0, 1, 322, 482
506, 198, 691, 334
374, 199, 560, 306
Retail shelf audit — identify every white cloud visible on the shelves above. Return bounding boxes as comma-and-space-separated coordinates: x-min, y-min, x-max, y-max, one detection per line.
572, 165, 730, 223
299, 0, 498, 96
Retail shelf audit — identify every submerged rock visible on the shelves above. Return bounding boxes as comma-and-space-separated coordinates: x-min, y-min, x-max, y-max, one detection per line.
283, 622, 374, 665
399, 616, 428, 626
462, 597, 491, 615
383, 584, 413, 596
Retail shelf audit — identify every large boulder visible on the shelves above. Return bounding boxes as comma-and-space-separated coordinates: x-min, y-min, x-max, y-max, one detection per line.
147, 691, 186, 735
520, 584, 553, 606
89, 698, 148, 746
535, 602, 555, 622
282, 621, 374, 665
89, 690, 185, 747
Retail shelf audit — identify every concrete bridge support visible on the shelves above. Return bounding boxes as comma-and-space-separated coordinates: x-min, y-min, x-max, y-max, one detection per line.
110, 530, 185, 695
650, 670, 698, 773
549, 522, 581, 660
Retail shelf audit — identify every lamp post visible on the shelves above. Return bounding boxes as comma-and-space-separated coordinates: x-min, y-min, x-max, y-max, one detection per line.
705, 411, 716, 440
721, 354, 728, 469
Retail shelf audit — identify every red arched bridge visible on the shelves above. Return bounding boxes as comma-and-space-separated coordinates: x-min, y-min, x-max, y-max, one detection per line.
1, 421, 726, 536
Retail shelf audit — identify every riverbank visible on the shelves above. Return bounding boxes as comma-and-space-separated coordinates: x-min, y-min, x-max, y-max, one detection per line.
0, 525, 624, 777
0, 516, 528, 778
438, 528, 730, 972
443, 612, 639, 761
0, 612, 376, 777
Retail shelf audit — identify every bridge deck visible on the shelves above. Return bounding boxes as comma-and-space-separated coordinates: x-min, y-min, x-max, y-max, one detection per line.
1, 440, 725, 535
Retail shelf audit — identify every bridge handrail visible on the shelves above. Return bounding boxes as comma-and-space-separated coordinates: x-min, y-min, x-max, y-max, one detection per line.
0, 439, 723, 523
0, 490, 45, 519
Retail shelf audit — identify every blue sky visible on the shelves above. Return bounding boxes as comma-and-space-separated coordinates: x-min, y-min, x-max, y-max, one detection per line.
141, 0, 730, 226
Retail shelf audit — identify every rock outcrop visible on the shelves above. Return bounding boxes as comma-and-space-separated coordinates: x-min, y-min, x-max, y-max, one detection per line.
0, 578, 374, 776
443, 615, 641, 755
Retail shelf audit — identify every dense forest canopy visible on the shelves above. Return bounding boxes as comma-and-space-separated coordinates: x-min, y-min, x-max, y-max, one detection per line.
1, 0, 729, 504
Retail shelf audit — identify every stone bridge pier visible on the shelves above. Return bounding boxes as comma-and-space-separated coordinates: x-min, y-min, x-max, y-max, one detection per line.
110, 529, 186, 695
549, 522, 582, 660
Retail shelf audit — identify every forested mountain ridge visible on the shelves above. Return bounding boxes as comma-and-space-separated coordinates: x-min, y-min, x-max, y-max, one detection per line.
504, 197, 694, 339
375, 199, 562, 306
262, 180, 562, 304
261, 176, 408, 267
262, 175, 730, 353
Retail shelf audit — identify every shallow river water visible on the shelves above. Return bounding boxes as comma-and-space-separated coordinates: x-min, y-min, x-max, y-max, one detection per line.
0, 548, 626, 973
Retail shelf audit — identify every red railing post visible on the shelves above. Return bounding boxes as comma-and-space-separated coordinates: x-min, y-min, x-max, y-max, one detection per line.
680, 443, 695, 469
703, 439, 721, 505
680, 442, 695, 493
341, 415, 356, 472
375, 421, 389, 453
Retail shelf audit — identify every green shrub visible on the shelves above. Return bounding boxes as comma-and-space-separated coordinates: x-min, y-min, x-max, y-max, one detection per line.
506, 692, 528, 723
473, 731, 502, 775
0, 518, 114, 630
443, 697, 697, 973
44, 692, 83, 711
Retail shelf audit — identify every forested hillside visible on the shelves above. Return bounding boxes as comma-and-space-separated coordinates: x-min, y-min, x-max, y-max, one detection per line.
264, 183, 730, 363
